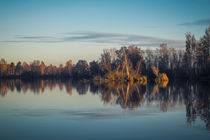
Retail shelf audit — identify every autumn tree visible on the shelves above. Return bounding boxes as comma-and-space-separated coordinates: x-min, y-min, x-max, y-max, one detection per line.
40, 61, 46, 75
66, 60, 73, 71
23, 62, 31, 72
0, 59, 8, 76
45, 64, 57, 75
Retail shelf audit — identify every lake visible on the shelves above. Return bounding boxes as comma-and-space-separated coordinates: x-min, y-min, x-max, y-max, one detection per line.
0, 80, 209, 140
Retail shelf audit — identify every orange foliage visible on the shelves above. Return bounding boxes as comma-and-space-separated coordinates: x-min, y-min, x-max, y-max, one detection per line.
159, 80, 169, 88
0, 64, 8, 74
40, 61, 46, 75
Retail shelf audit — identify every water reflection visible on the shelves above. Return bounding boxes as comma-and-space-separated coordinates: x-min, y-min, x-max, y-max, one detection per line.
0, 80, 209, 131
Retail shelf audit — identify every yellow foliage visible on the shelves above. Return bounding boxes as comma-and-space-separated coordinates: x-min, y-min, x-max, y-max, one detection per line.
40, 62, 46, 75
0, 64, 8, 73
139, 77, 143, 81
142, 76, 147, 82
130, 76, 134, 84
157, 73, 168, 82
142, 80, 147, 85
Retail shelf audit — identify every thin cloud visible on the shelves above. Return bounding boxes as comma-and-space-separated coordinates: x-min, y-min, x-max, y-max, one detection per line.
1, 35, 61, 43
16, 35, 54, 39
179, 18, 210, 26
11, 108, 160, 120
63, 32, 184, 48
1, 31, 185, 48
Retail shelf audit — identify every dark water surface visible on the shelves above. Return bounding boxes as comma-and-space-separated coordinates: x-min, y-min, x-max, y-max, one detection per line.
0, 80, 209, 140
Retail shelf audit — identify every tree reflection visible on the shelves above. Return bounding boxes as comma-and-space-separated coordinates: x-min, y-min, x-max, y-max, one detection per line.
0, 80, 209, 130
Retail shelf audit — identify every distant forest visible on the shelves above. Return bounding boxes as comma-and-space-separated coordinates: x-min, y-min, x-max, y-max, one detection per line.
0, 27, 209, 81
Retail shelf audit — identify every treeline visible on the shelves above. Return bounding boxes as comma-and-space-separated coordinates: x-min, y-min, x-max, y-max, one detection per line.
0, 27, 209, 81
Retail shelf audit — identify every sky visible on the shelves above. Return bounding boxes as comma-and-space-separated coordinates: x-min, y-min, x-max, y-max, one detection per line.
0, 0, 209, 65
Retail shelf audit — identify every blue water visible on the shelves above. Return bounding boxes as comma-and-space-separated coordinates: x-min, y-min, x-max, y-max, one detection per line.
0, 80, 209, 140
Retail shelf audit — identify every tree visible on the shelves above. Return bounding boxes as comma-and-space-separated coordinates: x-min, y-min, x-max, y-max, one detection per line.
8, 62, 15, 75
127, 45, 144, 70
90, 61, 100, 76
72, 60, 90, 79
0, 58, 6, 64
99, 49, 112, 74
45, 64, 57, 75
66, 60, 73, 71
58, 64, 63, 74
185, 33, 196, 68
15, 61, 22, 75
31, 60, 40, 74
200, 27, 210, 64
195, 42, 204, 69
145, 48, 153, 69
23, 62, 31, 72
40, 61, 46, 75
158, 43, 169, 72
186, 33, 192, 56
0, 59, 7, 76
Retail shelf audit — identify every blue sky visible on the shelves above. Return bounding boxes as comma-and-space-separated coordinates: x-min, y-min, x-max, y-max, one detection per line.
0, 0, 209, 65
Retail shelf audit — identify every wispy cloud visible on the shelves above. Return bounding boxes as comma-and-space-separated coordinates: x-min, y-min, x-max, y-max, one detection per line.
16, 35, 54, 40
2, 35, 61, 43
178, 18, 210, 26
1, 32, 185, 48
12, 108, 160, 120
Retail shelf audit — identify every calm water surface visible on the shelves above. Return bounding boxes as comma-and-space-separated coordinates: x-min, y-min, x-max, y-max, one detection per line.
0, 80, 209, 140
